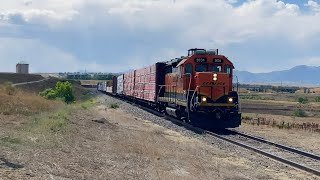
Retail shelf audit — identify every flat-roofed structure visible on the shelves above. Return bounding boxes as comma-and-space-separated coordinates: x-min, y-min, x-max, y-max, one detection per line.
16, 62, 29, 74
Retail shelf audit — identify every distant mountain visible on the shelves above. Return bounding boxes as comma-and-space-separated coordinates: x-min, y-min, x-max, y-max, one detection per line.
234, 65, 320, 86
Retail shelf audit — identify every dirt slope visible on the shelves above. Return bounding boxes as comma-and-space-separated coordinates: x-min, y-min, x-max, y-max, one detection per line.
0, 73, 44, 84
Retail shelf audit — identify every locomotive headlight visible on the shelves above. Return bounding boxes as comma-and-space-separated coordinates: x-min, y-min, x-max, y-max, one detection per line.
202, 97, 207, 102
228, 98, 233, 102
213, 73, 218, 81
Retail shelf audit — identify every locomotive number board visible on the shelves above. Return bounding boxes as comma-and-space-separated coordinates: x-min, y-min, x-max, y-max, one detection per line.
194, 58, 207, 63
213, 58, 223, 63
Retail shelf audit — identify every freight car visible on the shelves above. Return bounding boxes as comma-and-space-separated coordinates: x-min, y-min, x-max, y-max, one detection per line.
99, 48, 241, 129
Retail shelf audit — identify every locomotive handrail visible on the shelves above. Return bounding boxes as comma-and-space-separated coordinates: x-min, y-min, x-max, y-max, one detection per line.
183, 73, 192, 122
233, 75, 241, 112
156, 86, 164, 103
156, 85, 177, 103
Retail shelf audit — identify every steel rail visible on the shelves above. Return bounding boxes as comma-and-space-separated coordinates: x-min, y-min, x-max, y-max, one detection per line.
230, 130, 320, 161
205, 131, 320, 176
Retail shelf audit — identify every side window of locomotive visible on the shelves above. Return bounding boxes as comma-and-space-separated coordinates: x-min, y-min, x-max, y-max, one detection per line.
210, 65, 222, 72
165, 66, 172, 74
225, 65, 231, 74
195, 64, 208, 72
172, 67, 178, 73
185, 64, 193, 74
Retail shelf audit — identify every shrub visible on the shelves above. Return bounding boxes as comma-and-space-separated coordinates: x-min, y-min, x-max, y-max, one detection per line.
293, 109, 307, 117
40, 88, 58, 99
40, 81, 75, 103
110, 103, 119, 109
315, 97, 320, 102
297, 97, 308, 104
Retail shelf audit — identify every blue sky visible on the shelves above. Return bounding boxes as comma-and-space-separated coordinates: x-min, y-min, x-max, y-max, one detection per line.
0, 0, 320, 73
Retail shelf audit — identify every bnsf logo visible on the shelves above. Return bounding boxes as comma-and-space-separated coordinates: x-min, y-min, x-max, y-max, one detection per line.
202, 82, 226, 86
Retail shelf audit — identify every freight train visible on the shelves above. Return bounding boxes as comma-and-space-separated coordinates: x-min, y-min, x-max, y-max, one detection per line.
97, 48, 241, 129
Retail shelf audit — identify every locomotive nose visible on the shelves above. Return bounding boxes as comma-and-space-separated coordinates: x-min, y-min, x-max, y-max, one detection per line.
195, 72, 230, 101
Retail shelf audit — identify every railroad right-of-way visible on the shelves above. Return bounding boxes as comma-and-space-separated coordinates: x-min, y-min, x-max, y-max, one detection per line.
101, 91, 320, 178
207, 130, 320, 176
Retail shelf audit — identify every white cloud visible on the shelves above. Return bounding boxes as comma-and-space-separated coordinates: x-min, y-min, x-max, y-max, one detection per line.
305, 0, 320, 12
0, 0, 320, 73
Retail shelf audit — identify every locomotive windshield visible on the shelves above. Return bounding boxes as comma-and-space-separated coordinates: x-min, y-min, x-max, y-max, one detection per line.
210, 64, 222, 72
194, 63, 232, 74
195, 64, 208, 72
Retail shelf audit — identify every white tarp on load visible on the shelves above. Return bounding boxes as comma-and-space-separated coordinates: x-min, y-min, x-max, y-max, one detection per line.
117, 75, 124, 94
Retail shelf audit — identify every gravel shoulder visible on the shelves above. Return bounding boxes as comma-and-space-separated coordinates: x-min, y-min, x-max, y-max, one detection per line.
0, 94, 318, 179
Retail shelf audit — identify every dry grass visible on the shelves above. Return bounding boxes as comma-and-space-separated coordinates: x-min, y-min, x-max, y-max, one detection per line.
241, 113, 320, 133
0, 85, 63, 116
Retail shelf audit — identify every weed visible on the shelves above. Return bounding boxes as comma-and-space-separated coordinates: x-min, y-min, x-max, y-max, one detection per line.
0, 136, 22, 145
1, 82, 17, 95
315, 96, 320, 102
25, 108, 70, 135
110, 103, 119, 109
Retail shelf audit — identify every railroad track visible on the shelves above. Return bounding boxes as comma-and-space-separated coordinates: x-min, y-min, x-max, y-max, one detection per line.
207, 130, 320, 177
101, 92, 320, 177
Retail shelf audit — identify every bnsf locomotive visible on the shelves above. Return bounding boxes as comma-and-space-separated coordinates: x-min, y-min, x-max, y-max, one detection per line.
97, 48, 241, 129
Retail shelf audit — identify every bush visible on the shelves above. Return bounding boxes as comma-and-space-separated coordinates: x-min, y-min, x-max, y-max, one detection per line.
297, 97, 308, 104
315, 97, 320, 102
40, 81, 75, 103
293, 109, 307, 117
40, 88, 58, 99
110, 103, 119, 109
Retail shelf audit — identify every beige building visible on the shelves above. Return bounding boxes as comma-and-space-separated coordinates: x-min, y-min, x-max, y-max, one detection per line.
16, 62, 29, 74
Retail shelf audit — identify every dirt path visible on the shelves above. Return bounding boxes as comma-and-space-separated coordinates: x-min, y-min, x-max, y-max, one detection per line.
0, 97, 318, 179
12, 78, 49, 87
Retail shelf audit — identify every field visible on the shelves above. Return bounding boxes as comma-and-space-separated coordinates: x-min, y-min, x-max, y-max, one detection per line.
239, 90, 320, 147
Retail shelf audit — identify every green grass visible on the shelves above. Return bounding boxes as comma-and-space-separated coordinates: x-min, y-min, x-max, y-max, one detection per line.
18, 99, 96, 148
0, 136, 22, 146
26, 109, 71, 133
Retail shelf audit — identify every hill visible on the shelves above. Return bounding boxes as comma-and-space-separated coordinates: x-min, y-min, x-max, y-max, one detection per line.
0, 73, 44, 84
234, 65, 320, 86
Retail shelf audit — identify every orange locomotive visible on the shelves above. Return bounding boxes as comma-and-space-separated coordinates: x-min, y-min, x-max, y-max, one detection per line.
157, 48, 241, 129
